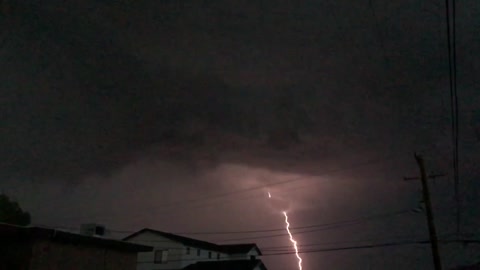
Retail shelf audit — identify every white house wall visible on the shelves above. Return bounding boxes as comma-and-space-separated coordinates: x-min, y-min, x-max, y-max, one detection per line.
178, 247, 228, 269
126, 231, 184, 270
228, 248, 259, 260
126, 232, 231, 270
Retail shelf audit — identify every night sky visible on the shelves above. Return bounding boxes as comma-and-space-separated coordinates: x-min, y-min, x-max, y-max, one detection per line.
1, 1, 480, 269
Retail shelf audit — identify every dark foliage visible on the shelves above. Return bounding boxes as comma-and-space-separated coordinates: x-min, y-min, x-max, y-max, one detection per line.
0, 194, 31, 226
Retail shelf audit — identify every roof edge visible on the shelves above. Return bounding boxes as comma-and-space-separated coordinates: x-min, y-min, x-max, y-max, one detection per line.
0, 223, 152, 252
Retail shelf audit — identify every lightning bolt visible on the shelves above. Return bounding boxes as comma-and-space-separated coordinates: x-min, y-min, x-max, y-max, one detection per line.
267, 191, 303, 270
283, 211, 303, 270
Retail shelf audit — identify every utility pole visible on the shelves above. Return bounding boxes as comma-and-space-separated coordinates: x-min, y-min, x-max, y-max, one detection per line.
409, 154, 443, 270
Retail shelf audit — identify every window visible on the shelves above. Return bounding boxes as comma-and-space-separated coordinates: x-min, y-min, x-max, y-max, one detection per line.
197, 249, 201, 256
217, 253, 220, 260
186, 247, 190, 255
250, 255, 256, 260
154, 250, 168, 264
208, 251, 212, 259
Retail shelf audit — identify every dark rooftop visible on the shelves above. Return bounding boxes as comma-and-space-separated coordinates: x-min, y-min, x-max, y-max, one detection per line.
0, 223, 152, 252
182, 259, 267, 270
123, 228, 261, 254
123, 228, 221, 251
220, 243, 262, 255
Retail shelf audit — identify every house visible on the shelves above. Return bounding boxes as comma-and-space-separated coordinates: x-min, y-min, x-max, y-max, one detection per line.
183, 259, 267, 270
123, 228, 265, 270
220, 244, 263, 260
0, 223, 153, 270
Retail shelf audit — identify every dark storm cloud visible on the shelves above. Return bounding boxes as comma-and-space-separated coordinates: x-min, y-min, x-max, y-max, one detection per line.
1, 2, 480, 268
3, 0, 473, 181
1, 1, 243, 179
1, 0, 479, 216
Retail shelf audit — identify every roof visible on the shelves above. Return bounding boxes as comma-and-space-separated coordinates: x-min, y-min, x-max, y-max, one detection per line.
182, 259, 267, 270
220, 244, 262, 255
123, 228, 261, 255
124, 228, 222, 251
0, 223, 152, 252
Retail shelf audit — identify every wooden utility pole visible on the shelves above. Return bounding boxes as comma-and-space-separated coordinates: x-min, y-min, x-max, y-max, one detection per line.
414, 154, 442, 270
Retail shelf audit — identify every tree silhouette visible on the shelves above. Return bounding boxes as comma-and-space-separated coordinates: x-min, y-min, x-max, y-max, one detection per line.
0, 194, 31, 226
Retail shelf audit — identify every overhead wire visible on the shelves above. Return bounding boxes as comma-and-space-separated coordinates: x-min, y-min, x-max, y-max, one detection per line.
262, 239, 480, 256
38, 207, 419, 245
134, 154, 399, 210
133, 239, 480, 264
28, 234, 442, 253
133, 240, 432, 264
56, 153, 400, 222
262, 240, 427, 256
452, 0, 460, 238
260, 233, 441, 251
193, 208, 414, 236
444, 0, 460, 236
216, 209, 415, 243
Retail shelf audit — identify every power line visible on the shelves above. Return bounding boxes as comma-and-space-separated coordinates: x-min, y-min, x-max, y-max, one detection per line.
132, 154, 399, 211
192, 208, 414, 236
37, 235, 430, 253
63, 234, 446, 253
262, 239, 480, 256
260, 233, 445, 251
57, 154, 399, 222
135, 242, 422, 263
262, 240, 430, 256
91, 208, 417, 245
444, 0, 460, 236
452, 0, 460, 238
37, 207, 417, 244
131, 237, 413, 254
217, 209, 415, 243
261, 240, 418, 256
133, 239, 480, 265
